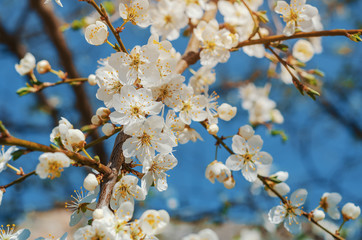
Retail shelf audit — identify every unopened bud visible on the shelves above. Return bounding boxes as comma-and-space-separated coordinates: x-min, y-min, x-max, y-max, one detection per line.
83, 173, 99, 191
223, 176, 235, 189
93, 209, 104, 219
207, 124, 219, 135
342, 202, 361, 220
36, 60, 51, 74
271, 109, 284, 124
238, 125, 254, 140
91, 115, 102, 126
102, 123, 115, 136
313, 209, 325, 222
88, 74, 97, 86
217, 103, 237, 121
66, 129, 85, 150
96, 107, 111, 120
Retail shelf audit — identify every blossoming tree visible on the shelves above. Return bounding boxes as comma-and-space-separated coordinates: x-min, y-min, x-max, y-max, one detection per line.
0, 0, 361, 239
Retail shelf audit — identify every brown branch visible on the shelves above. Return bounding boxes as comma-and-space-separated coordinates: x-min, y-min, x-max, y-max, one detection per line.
236, 29, 362, 49
0, 20, 59, 126
97, 132, 130, 208
0, 135, 112, 176
175, 0, 218, 74
29, 78, 88, 93
1, 171, 36, 189
29, 0, 107, 163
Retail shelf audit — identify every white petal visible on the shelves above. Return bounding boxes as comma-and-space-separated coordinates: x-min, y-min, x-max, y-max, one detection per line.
291, 188, 308, 207
268, 205, 286, 224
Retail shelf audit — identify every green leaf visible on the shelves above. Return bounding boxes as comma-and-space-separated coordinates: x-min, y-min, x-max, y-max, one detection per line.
16, 87, 36, 96
305, 87, 320, 100
255, 10, 269, 23
271, 130, 288, 143
347, 33, 362, 42
11, 149, 26, 161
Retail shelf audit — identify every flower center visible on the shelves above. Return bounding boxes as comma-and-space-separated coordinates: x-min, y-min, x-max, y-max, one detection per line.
140, 132, 152, 146
47, 161, 63, 179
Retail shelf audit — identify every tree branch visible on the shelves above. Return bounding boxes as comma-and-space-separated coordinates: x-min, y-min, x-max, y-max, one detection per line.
1, 171, 36, 189
29, 0, 107, 164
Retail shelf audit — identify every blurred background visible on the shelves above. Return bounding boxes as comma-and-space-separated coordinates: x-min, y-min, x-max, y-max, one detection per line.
0, 0, 362, 239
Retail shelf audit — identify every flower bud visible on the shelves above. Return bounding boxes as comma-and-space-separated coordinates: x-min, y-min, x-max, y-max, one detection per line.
93, 209, 104, 220
313, 209, 325, 222
205, 160, 231, 184
238, 125, 254, 140
91, 115, 102, 126
36, 60, 51, 74
223, 176, 235, 189
85, 21, 109, 46
217, 103, 237, 121
83, 173, 99, 191
342, 202, 361, 220
207, 124, 219, 135
66, 129, 85, 150
293, 39, 314, 63
88, 74, 97, 86
102, 123, 115, 136
96, 107, 111, 120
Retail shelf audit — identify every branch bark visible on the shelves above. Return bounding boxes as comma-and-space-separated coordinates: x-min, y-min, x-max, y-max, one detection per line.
96, 132, 130, 208
29, 0, 107, 163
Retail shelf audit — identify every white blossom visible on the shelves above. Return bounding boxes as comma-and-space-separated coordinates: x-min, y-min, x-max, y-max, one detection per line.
110, 85, 163, 126
108, 44, 160, 86
0, 225, 30, 240
266, 171, 290, 197
226, 135, 273, 182
85, 21, 109, 46
149, 0, 188, 41
205, 160, 231, 184
15, 53, 36, 76
119, 0, 151, 28
189, 66, 216, 94
238, 125, 255, 140
275, 0, 319, 36
268, 189, 308, 234
320, 192, 342, 220
151, 74, 185, 108
313, 209, 325, 222
139, 209, 170, 235
0, 146, 18, 173
142, 154, 178, 192
36, 152, 71, 179
110, 175, 146, 210
123, 116, 175, 163
293, 39, 314, 62
66, 188, 97, 226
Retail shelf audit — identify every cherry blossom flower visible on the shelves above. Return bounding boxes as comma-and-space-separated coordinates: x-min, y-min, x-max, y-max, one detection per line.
122, 116, 175, 163
66, 188, 97, 227
319, 192, 342, 220
178, 126, 203, 144
174, 86, 208, 125
139, 209, 170, 235
182, 228, 219, 240
110, 175, 146, 210
15, 53, 36, 76
205, 160, 231, 185
0, 225, 30, 240
85, 21, 109, 46
189, 66, 216, 94
119, 0, 150, 28
342, 202, 360, 221
266, 171, 291, 197
44, 0, 63, 7
0, 146, 18, 173
95, 63, 124, 108
74, 220, 115, 240
226, 135, 273, 182
36, 152, 71, 179
275, 0, 319, 36
141, 153, 178, 192
293, 39, 315, 62
151, 74, 185, 108
149, 0, 188, 41
181, 0, 207, 19
110, 85, 163, 126
268, 189, 307, 234
108, 44, 160, 86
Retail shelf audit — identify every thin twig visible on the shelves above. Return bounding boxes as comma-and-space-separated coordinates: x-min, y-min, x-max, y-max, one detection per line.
1, 171, 36, 189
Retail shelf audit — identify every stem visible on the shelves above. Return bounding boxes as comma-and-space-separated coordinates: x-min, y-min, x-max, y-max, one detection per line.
338, 219, 347, 232
49, 69, 60, 76
84, 127, 122, 150
1, 171, 36, 189
82, 148, 93, 159
28, 78, 88, 93
6, 163, 20, 173
106, 40, 115, 48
